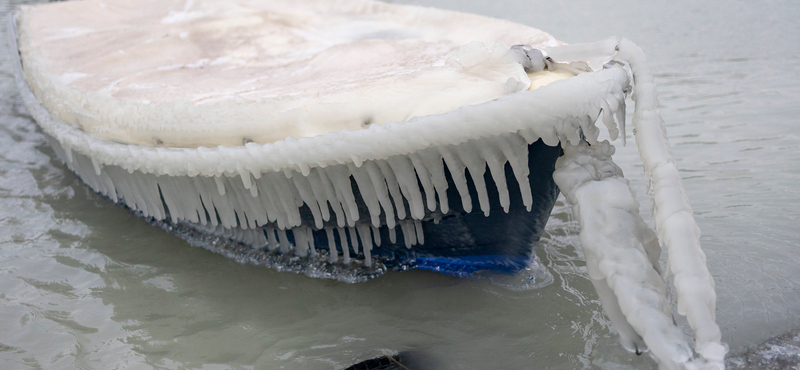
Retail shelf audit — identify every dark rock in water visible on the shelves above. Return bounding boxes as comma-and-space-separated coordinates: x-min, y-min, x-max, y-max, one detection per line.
345, 351, 442, 370
726, 328, 800, 370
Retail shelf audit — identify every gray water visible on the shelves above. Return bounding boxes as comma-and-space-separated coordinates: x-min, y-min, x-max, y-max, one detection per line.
1, 0, 799, 369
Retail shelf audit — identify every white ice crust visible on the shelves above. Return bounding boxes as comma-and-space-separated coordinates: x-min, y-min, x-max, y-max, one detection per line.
16, 0, 557, 147
10, 5, 725, 368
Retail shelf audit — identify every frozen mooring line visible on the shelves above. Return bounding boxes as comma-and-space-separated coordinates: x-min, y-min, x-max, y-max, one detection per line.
552, 39, 727, 370
10, 9, 725, 368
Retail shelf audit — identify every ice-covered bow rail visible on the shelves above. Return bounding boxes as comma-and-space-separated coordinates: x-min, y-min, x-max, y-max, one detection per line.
549, 38, 726, 370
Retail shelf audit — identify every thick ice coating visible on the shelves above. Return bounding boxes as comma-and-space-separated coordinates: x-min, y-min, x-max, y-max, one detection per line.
16, 0, 559, 147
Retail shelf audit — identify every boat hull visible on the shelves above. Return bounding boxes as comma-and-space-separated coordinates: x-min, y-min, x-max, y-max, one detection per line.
204, 139, 563, 277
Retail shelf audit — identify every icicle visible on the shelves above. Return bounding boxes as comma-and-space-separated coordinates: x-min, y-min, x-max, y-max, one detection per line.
386, 155, 425, 220
400, 220, 416, 248
259, 173, 289, 228
497, 134, 533, 211
255, 174, 286, 229
420, 147, 450, 214
414, 219, 425, 245
371, 225, 381, 247
252, 228, 267, 247
214, 175, 225, 195
291, 174, 324, 229
167, 176, 203, 224
518, 128, 541, 144
455, 144, 490, 216
407, 153, 437, 212
97, 166, 118, 202
211, 179, 236, 228
223, 176, 254, 228
268, 171, 303, 228
306, 169, 331, 222
113, 169, 137, 211
306, 227, 317, 257
278, 228, 291, 254
479, 141, 511, 213
298, 162, 310, 177
120, 171, 146, 215
617, 99, 627, 146
216, 178, 240, 228
325, 227, 337, 263
157, 178, 180, 223
439, 146, 473, 213
363, 243, 372, 267
388, 225, 397, 244
266, 227, 278, 251
364, 161, 396, 229
534, 125, 560, 147
347, 226, 359, 255
224, 175, 257, 229
294, 227, 308, 257
337, 227, 351, 263
316, 168, 347, 228
325, 166, 360, 227
249, 176, 258, 197
191, 176, 217, 226
90, 156, 102, 176
601, 106, 619, 141
239, 170, 252, 190
399, 222, 410, 248
357, 224, 373, 267
375, 160, 407, 221
347, 162, 382, 227
236, 177, 268, 227
134, 173, 160, 218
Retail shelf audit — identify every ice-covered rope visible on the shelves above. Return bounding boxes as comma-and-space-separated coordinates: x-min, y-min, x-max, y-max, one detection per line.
554, 141, 692, 368
551, 38, 726, 369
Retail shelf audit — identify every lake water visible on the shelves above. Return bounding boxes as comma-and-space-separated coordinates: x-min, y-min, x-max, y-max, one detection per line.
1, 0, 798, 369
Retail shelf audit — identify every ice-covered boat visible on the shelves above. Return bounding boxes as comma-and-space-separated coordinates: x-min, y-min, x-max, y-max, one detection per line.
9, 0, 727, 368
8, 0, 587, 277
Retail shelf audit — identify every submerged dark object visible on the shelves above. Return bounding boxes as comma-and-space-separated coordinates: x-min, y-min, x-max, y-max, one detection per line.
345, 351, 442, 370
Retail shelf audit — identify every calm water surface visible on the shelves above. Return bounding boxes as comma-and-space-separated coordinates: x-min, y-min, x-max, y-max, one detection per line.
1, 0, 798, 369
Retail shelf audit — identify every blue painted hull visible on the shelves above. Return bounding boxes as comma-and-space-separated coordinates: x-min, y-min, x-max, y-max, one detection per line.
301, 139, 562, 277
